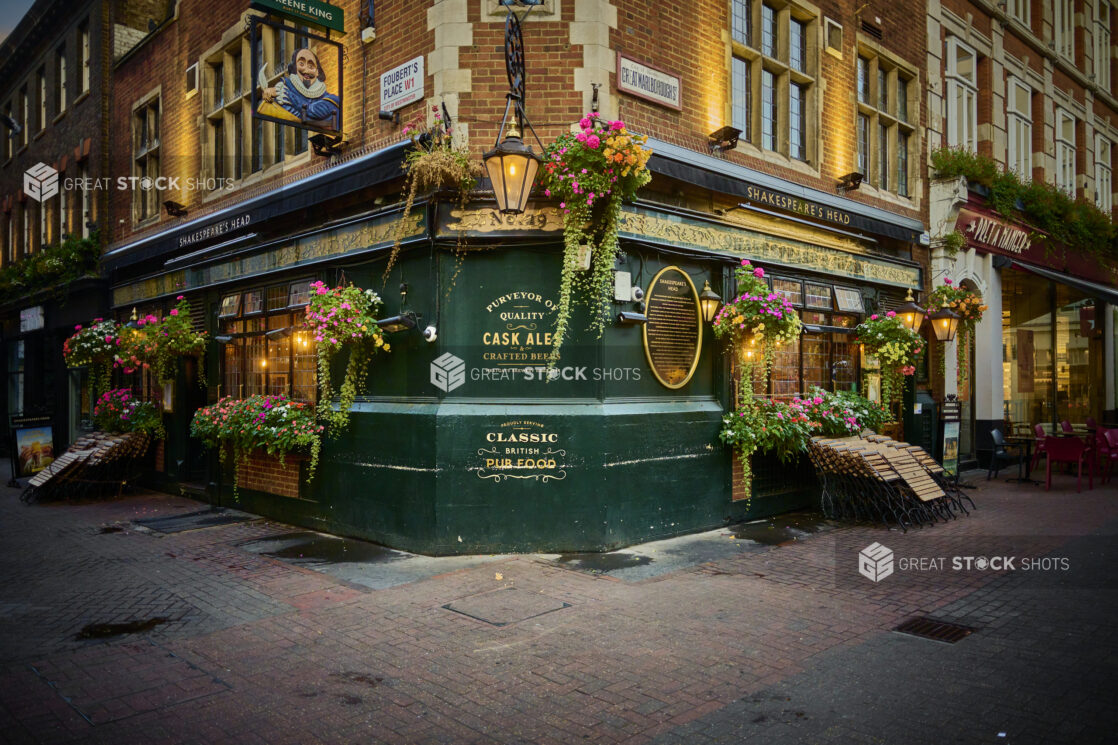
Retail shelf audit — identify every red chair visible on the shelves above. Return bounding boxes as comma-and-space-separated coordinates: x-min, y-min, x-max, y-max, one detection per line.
1031, 424, 1048, 472
1087, 416, 1098, 430
1060, 419, 1075, 435
1102, 429, 1118, 484
1044, 436, 1092, 492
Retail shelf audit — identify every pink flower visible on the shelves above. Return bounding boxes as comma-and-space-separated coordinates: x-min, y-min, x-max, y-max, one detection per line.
104, 336, 112, 343
576, 132, 588, 143
586, 135, 601, 149
579, 117, 591, 130
74, 325, 82, 331
870, 314, 879, 320
902, 365, 917, 376
753, 267, 764, 278
885, 310, 896, 318
544, 189, 551, 197
177, 295, 185, 300
170, 309, 179, 316
560, 202, 566, 209
944, 278, 953, 285
610, 120, 624, 131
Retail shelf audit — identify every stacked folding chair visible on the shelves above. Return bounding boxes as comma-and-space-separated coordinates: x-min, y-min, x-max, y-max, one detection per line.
21, 431, 151, 504
807, 431, 977, 532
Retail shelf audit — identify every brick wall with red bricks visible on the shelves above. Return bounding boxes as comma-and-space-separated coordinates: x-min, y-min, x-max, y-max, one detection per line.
611, 0, 927, 228
0, 0, 110, 268
237, 449, 305, 499
108, 0, 431, 248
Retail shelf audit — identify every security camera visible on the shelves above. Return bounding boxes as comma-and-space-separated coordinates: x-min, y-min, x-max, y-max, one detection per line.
423, 325, 437, 342
631, 286, 645, 302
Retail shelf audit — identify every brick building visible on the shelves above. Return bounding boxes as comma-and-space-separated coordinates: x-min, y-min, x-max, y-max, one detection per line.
926, 0, 1118, 466
35, 0, 939, 552
0, 0, 146, 463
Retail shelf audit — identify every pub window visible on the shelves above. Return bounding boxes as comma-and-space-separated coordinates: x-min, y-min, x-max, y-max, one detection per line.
288, 279, 312, 307
856, 44, 917, 196
804, 282, 832, 309
834, 286, 864, 314
132, 96, 160, 223
1007, 0, 1029, 25
219, 281, 317, 402
772, 277, 803, 305
218, 292, 241, 318
20, 86, 28, 147
243, 289, 264, 314
729, 0, 818, 163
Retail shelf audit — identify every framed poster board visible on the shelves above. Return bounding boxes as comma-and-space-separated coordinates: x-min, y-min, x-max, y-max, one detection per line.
14, 425, 54, 478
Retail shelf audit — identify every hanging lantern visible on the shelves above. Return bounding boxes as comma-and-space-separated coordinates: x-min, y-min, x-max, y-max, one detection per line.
483, 118, 541, 215
698, 280, 722, 323
895, 288, 926, 333
928, 307, 961, 342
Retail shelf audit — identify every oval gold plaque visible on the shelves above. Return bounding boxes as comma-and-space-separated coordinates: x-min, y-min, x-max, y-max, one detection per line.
642, 266, 702, 389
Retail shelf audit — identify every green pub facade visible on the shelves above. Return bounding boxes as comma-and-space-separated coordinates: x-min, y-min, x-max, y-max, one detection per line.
94, 0, 931, 554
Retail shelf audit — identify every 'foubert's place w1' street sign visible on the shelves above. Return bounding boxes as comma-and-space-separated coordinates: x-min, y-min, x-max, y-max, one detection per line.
250, 0, 345, 33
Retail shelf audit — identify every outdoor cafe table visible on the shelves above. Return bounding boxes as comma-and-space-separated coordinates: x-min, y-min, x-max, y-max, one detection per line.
1004, 435, 1041, 485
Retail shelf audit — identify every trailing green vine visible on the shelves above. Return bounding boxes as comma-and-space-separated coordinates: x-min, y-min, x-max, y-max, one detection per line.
854, 312, 923, 409
304, 281, 389, 433
539, 113, 652, 367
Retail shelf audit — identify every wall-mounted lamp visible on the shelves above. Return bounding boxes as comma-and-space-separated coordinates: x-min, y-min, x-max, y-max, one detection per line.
376, 314, 418, 334
378, 110, 399, 125
590, 82, 600, 113
617, 311, 648, 325
836, 172, 864, 192
699, 280, 723, 324
928, 307, 962, 343
482, 2, 545, 215
708, 125, 742, 152
214, 335, 234, 344
894, 289, 926, 333
125, 307, 140, 330
163, 200, 188, 217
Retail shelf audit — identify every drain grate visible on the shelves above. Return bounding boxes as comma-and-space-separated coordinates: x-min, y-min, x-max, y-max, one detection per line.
894, 616, 977, 644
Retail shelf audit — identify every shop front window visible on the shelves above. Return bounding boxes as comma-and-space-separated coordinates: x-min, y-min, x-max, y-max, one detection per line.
1000, 269, 1101, 429
1055, 284, 1095, 424
219, 281, 317, 401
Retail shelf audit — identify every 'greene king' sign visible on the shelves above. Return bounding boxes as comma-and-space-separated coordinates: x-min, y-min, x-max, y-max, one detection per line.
617, 53, 682, 110
250, 0, 344, 33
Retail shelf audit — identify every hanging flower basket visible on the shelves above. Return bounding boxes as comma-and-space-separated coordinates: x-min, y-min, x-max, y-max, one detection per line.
116, 297, 207, 385
926, 278, 986, 386
711, 259, 801, 383
93, 388, 164, 438
63, 319, 121, 398
538, 113, 653, 367
303, 281, 389, 432
853, 312, 922, 409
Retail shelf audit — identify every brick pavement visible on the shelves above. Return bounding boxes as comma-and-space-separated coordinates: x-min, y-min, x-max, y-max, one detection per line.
0, 470, 1115, 744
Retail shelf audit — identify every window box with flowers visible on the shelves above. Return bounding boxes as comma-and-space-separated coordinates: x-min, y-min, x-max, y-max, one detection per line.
189, 394, 323, 497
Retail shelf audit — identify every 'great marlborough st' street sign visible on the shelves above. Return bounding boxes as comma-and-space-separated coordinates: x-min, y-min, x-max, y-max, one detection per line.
250, 0, 345, 33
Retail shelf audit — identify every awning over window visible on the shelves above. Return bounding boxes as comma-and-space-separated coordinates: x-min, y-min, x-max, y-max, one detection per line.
1005, 258, 1118, 306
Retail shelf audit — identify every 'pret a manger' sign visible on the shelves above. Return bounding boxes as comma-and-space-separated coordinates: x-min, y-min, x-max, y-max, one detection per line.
251, 0, 344, 33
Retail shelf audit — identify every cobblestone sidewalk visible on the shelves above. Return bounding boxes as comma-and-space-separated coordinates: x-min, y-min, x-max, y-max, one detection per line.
0, 470, 1115, 744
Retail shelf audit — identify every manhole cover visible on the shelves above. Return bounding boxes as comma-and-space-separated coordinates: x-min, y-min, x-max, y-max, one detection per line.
134, 508, 253, 534
444, 588, 570, 626
894, 616, 977, 644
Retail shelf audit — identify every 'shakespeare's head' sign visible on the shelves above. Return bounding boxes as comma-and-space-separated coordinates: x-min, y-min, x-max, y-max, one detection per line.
251, 17, 343, 134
